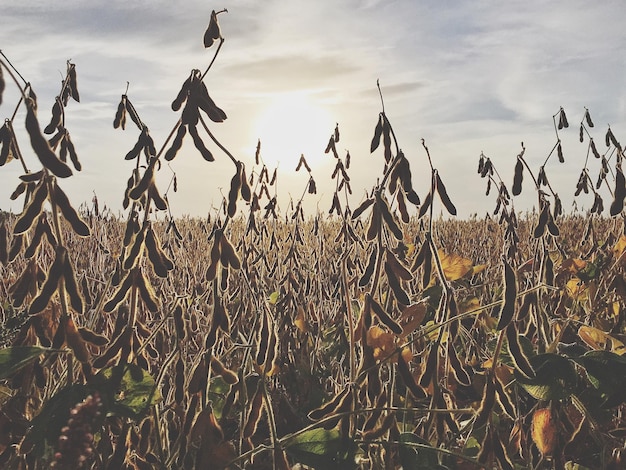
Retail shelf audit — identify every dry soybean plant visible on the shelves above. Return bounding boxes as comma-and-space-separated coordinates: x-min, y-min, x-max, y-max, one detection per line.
2, 7, 626, 470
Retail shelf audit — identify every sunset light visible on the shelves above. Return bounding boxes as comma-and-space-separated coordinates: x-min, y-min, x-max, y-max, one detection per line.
253, 92, 334, 170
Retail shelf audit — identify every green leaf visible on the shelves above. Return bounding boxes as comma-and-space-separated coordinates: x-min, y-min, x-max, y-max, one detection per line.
575, 351, 626, 407
208, 376, 230, 419
398, 432, 443, 469
21, 384, 89, 459
95, 363, 161, 418
515, 353, 577, 400
268, 291, 279, 305
0, 346, 57, 380
285, 428, 357, 469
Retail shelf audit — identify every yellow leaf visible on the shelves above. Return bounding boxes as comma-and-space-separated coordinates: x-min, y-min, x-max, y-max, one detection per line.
459, 297, 480, 314
268, 291, 279, 305
532, 407, 557, 457
470, 264, 487, 275
613, 234, 626, 260
437, 250, 474, 281
424, 320, 448, 343
565, 278, 588, 302
578, 325, 626, 355
294, 305, 308, 333
367, 326, 395, 360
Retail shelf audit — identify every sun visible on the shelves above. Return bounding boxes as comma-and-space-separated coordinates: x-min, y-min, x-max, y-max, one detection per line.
253, 92, 334, 171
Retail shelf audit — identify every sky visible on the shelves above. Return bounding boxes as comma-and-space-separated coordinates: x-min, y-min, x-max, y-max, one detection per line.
1, 0, 626, 220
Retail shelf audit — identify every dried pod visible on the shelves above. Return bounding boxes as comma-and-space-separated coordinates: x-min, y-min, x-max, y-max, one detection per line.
308, 386, 351, 421
203, 10, 221, 48
129, 157, 156, 200
435, 172, 457, 215
397, 352, 426, 399
227, 168, 242, 217
368, 294, 402, 335
533, 203, 549, 238
358, 246, 377, 288
474, 376, 496, 429
506, 323, 535, 378
173, 302, 187, 340
67, 63, 80, 102
385, 259, 410, 306
44, 98, 62, 135
123, 226, 146, 271
65, 316, 90, 364
175, 356, 185, 403
370, 114, 383, 153
195, 79, 227, 122
79, 327, 109, 347
584, 108, 594, 127
496, 257, 517, 330
103, 270, 134, 312
220, 234, 241, 270
557, 107, 568, 129
243, 381, 264, 439
24, 98, 72, 178
377, 193, 403, 240
590, 138, 600, 159
136, 268, 160, 313
448, 342, 471, 386
62, 251, 84, 314
113, 95, 127, 129
149, 184, 168, 211
52, 181, 90, 236
210, 356, 239, 385
418, 190, 432, 219
164, 124, 187, 161
29, 245, 66, 314
188, 124, 214, 161
240, 165, 251, 202
512, 158, 523, 196
352, 198, 375, 220
610, 166, 626, 217
557, 141, 564, 163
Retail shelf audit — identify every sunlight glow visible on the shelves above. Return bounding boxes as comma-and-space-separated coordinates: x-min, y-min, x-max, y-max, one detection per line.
253, 92, 335, 171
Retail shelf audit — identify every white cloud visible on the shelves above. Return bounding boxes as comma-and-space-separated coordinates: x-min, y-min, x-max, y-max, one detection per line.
1, 0, 625, 218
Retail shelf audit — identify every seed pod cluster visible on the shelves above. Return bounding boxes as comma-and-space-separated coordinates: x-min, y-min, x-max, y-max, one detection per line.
29, 245, 84, 315
145, 224, 174, 278
14, 178, 49, 235
24, 97, 72, 178
125, 126, 156, 162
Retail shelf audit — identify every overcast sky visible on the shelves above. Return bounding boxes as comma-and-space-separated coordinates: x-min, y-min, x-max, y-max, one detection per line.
2, 0, 625, 220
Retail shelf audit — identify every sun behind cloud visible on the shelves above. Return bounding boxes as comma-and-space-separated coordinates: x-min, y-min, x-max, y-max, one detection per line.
253, 91, 334, 171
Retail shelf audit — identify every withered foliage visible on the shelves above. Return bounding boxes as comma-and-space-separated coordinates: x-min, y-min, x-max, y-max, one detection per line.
1, 13, 626, 470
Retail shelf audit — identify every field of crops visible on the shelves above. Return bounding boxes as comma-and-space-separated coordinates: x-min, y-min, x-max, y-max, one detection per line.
2, 10, 626, 470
